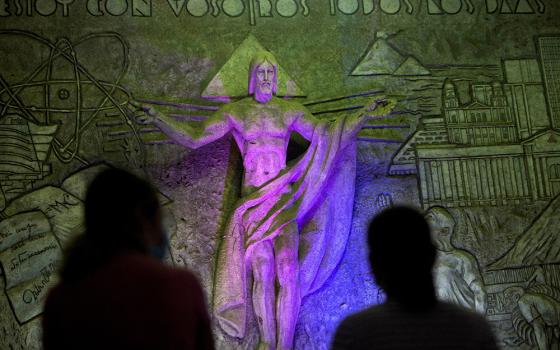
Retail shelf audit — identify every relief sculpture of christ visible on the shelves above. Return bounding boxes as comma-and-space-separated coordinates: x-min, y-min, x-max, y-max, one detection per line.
133, 51, 394, 350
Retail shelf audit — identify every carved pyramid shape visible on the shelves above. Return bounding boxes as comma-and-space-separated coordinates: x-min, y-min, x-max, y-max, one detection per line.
351, 38, 404, 75
202, 35, 305, 100
500, 0, 514, 13
515, 0, 535, 13
393, 56, 431, 76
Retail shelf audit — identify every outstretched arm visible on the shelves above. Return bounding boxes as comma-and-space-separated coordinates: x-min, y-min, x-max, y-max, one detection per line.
349, 97, 397, 131
289, 107, 319, 141
289, 98, 397, 142
131, 101, 231, 149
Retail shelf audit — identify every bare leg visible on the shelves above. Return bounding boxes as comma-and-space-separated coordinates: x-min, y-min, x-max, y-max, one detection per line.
275, 223, 300, 350
250, 240, 277, 350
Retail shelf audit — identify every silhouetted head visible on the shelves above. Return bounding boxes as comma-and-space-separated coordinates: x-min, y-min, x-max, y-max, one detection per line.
85, 168, 163, 250
248, 52, 278, 103
425, 206, 455, 252
62, 168, 165, 281
368, 206, 437, 307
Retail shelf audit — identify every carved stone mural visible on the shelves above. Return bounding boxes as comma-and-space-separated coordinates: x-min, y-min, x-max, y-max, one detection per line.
1, 1, 560, 349
133, 50, 394, 349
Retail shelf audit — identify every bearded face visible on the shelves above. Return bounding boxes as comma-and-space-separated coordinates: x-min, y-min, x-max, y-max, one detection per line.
252, 60, 276, 103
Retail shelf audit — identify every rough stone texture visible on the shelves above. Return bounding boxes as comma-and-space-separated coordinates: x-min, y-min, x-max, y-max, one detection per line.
146, 138, 235, 295
1, 3, 560, 349
145, 138, 252, 349
0, 277, 42, 350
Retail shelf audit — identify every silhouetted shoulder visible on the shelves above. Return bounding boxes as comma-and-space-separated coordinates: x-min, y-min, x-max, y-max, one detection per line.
332, 301, 498, 350
435, 302, 493, 330
119, 253, 205, 300
43, 252, 212, 350
164, 263, 206, 300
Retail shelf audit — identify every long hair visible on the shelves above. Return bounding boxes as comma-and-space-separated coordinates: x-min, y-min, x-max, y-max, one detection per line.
248, 51, 278, 96
61, 168, 160, 282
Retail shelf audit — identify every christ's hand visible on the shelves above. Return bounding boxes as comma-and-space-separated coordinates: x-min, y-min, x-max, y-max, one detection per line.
365, 96, 397, 120
128, 100, 161, 125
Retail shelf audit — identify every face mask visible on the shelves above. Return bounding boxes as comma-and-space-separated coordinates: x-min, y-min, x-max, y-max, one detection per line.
149, 225, 169, 261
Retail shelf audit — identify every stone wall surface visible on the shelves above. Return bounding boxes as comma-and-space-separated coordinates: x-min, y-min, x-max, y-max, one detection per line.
1, 1, 560, 349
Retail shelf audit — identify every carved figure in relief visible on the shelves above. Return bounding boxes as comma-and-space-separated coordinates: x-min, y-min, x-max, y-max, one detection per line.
132, 51, 394, 349
506, 268, 560, 350
425, 206, 487, 314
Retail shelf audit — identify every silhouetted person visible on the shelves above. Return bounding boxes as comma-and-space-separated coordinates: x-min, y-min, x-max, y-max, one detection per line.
43, 168, 214, 350
332, 206, 498, 350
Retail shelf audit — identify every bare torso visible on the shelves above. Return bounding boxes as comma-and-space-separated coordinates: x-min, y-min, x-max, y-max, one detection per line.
226, 98, 300, 191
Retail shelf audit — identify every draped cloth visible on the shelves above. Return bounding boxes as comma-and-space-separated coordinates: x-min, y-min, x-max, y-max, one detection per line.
213, 115, 361, 338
